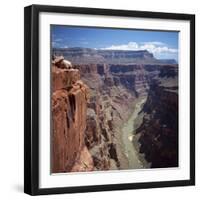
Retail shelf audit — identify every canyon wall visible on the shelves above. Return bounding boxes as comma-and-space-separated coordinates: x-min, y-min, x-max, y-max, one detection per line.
74, 63, 151, 170
74, 63, 178, 170
135, 66, 178, 168
52, 58, 93, 173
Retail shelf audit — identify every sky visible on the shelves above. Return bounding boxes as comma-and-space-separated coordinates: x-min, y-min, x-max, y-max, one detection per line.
51, 25, 179, 61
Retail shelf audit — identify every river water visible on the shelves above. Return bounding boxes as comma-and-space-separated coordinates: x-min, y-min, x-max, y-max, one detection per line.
122, 98, 147, 169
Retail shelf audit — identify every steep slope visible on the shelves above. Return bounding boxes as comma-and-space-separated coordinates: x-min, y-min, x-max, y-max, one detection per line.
52, 57, 93, 173
135, 66, 178, 168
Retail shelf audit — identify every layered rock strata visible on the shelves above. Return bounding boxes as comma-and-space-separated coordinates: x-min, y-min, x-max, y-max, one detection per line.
74, 63, 178, 170
135, 67, 178, 168
74, 63, 150, 170
53, 47, 176, 65
52, 57, 93, 173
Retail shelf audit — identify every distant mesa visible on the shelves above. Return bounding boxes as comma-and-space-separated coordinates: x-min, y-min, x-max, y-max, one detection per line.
158, 59, 177, 64
52, 47, 177, 65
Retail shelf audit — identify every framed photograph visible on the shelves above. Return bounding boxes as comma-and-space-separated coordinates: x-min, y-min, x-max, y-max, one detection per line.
24, 4, 195, 195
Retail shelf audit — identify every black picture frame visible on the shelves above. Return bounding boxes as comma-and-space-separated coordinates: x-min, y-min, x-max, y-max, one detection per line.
24, 4, 195, 195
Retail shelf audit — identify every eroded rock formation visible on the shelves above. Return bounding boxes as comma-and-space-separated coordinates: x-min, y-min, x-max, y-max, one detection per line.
73, 63, 151, 170
135, 67, 178, 168
52, 57, 93, 173
74, 62, 178, 170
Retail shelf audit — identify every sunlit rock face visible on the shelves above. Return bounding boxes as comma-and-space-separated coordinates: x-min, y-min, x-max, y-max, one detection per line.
52, 58, 93, 173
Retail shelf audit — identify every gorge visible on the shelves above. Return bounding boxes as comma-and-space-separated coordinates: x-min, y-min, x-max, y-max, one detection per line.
51, 48, 178, 173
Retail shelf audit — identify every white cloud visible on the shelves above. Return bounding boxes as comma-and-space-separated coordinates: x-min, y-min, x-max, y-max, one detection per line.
52, 41, 68, 48
52, 41, 57, 47
141, 41, 166, 46
54, 38, 63, 42
102, 42, 139, 51
101, 41, 178, 59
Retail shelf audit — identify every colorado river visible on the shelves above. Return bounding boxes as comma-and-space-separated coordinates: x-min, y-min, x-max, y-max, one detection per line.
122, 98, 147, 169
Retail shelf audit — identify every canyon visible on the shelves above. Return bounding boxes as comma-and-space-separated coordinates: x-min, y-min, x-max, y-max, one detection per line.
52, 48, 178, 173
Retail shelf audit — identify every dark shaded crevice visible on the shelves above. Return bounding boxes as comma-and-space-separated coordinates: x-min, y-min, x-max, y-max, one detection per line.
69, 94, 76, 121
108, 143, 120, 167
66, 114, 70, 128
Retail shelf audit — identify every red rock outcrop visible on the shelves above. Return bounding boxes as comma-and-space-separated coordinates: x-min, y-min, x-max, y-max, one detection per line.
52, 58, 93, 173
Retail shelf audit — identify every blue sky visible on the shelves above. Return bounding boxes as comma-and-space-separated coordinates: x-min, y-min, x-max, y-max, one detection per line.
51, 25, 179, 61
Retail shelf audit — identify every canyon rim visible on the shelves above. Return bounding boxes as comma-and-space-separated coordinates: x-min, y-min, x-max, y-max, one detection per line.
51, 26, 178, 173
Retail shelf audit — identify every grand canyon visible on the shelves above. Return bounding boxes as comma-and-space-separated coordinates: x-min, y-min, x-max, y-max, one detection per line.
51, 47, 178, 173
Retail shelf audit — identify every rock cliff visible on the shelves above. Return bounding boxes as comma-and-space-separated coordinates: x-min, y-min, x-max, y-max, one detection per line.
135, 66, 178, 168
52, 57, 93, 173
